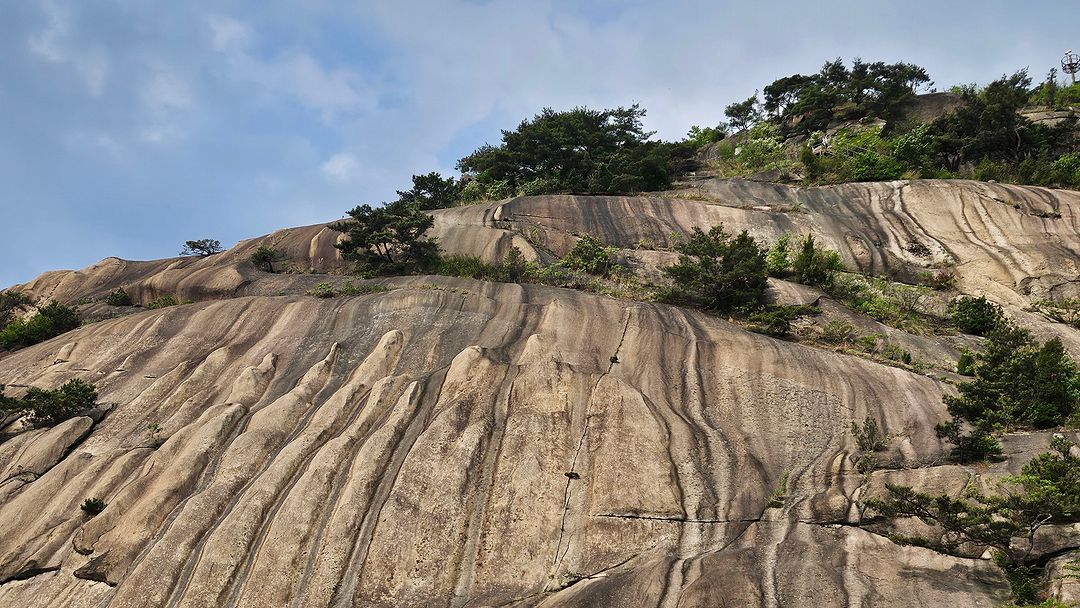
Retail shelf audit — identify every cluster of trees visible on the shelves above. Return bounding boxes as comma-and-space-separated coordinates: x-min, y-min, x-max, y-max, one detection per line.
458, 105, 697, 196
721, 59, 1080, 189
725, 58, 932, 135
931, 71, 1079, 187
660, 227, 843, 337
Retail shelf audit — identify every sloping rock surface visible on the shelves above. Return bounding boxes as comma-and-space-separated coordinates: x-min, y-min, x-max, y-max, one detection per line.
2, 178, 1079, 606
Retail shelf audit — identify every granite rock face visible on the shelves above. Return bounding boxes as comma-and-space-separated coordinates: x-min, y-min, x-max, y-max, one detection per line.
1, 179, 1078, 606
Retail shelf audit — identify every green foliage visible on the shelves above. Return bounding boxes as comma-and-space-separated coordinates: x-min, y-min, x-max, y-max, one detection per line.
499, 246, 534, 283
827, 274, 935, 332
308, 280, 389, 298
948, 295, 1003, 335
685, 124, 728, 147
851, 415, 890, 473
1033, 298, 1080, 328
947, 322, 1080, 431
331, 200, 438, 275
724, 93, 763, 131
1, 378, 98, 426
765, 234, 793, 277
519, 176, 559, 196
791, 234, 843, 288
0, 290, 33, 328
0, 301, 80, 350
662, 225, 768, 312
250, 246, 283, 273
821, 320, 858, 345
562, 235, 619, 278
766, 472, 790, 509
396, 172, 462, 210
956, 348, 976, 375
432, 248, 541, 285
931, 70, 1078, 178
103, 287, 132, 307
761, 59, 930, 135
933, 419, 1003, 463
827, 127, 906, 182
146, 295, 179, 309
180, 239, 223, 257
747, 305, 819, 338
868, 436, 1080, 603
735, 122, 788, 171
457, 105, 693, 195
81, 497, 106, 516
146, 422, 164, 444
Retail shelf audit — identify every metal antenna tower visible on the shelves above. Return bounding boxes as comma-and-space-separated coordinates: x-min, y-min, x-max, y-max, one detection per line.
1063, 50, 1080, 85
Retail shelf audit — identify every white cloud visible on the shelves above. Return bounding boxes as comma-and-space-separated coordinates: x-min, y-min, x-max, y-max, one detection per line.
141, 72, 194, 113
321, 153, 360, 181
274, 53, 372, 119
206, 15, 252, 52
26, 1, 109, 96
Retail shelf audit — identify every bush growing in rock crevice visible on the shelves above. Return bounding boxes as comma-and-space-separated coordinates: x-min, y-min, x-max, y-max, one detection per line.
935, 320, 1080, 463
663, 225, 768, 312
0, 378, 98, 426
867, 435, 1080, 604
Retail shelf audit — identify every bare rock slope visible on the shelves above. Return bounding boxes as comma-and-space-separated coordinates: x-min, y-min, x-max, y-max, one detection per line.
2, 178, 1079, 606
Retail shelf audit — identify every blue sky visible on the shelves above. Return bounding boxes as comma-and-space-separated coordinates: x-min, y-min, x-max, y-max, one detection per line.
1, 0, 1075, 287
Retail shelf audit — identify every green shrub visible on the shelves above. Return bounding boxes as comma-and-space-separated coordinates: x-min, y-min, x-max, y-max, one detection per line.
435, 255, 502, 280
250, 246, 284, 273
562, 235, 618, 277
81, 497, 106, 516
736, 123, 787, 171
103, 287, 132, 306
499, 246, 536, 282
827, 275, 938, 332
747, 305, 819, 338
949, 296, 1003, 335
307, 281, 388, 298
1033, 298, 1080, 328
331, 199, 439, 276
520, 177, 559, 196
146, 295, 179, 310
1051, 152, 1080, 186
791, 235, 843, 288
851, 415, 890, 473
459, 180, 486, 203
663, 225, 768, 312
765, 234, 793, 277
0, 301, 80, 350
8, 378, 99, 426
956, 349, 976, 375
950, 323, 1079, 429
821, 320, 858, 344
309, 282, 335, 298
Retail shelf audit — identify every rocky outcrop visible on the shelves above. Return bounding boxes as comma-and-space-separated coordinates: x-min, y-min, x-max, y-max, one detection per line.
1, 178, 1079, 606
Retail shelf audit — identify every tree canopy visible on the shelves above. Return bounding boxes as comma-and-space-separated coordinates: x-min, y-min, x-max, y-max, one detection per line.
457, 105, 695, 195
331, 199, 438, 274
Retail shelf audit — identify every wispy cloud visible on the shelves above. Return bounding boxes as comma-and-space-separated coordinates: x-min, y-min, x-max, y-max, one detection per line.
26, 1, 109, 96
1, 0, 1075, 288
321, 152, 360, 181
